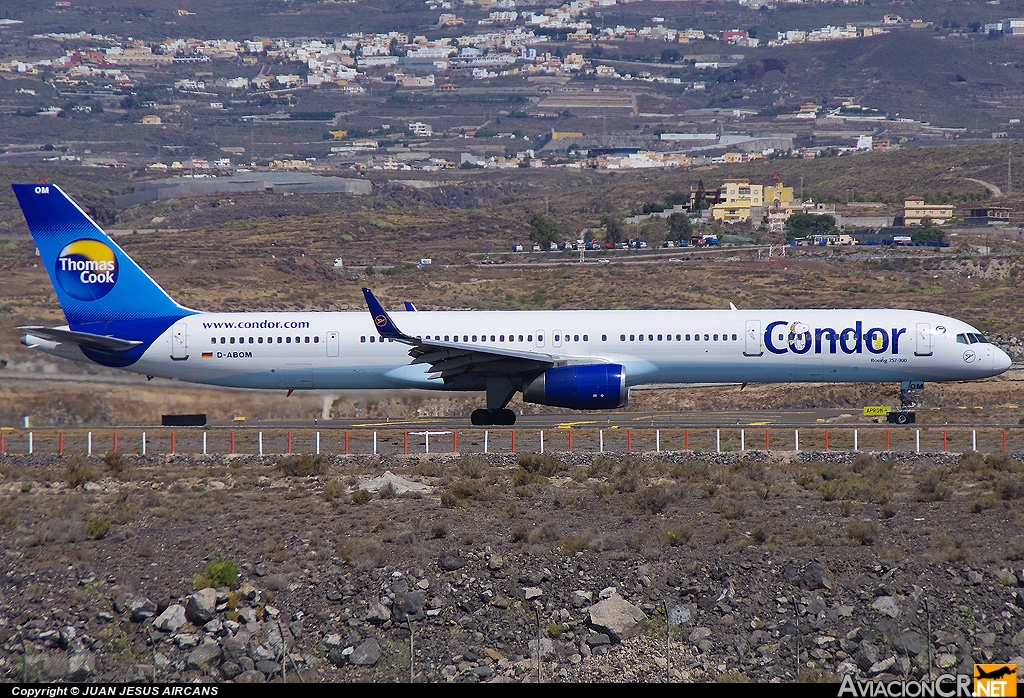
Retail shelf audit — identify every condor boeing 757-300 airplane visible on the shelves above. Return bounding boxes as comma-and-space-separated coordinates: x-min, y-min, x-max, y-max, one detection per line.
12, 183, 1012, 425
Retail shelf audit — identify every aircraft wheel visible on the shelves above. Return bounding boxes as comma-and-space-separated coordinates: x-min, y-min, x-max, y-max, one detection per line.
498, 409, 516, 426
471, 409, 492, 426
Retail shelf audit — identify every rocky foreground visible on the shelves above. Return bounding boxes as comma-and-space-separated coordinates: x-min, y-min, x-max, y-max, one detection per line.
1, 450, 1024, 683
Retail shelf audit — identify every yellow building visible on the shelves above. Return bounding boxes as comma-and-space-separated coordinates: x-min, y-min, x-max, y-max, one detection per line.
764, 182, 794, 204
140, 115, 163, 125
712, 179, 764, 222
904, 199, 953, 226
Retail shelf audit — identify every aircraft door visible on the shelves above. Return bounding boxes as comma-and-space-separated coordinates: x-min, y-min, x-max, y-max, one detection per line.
326, 331, 340, 357
552, 330, 562, 348
915, 323, 933, 356
743, 320, 763, 357
171, 322, 188, 360
535, 330, 545, 348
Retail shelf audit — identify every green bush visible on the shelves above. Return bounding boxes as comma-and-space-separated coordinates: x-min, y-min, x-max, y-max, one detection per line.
198, 557, 239, 588
352, 489, 372, 505
86, 518, 111, 540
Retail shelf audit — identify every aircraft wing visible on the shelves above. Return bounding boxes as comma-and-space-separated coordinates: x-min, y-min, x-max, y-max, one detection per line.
19, 325, 143, 352
362, 288, 556, 384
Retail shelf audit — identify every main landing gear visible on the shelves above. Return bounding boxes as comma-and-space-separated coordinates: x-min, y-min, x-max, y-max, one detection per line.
471, 408, 516, 426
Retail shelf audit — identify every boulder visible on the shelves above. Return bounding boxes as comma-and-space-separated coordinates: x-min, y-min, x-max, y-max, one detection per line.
587, 594, 647, 642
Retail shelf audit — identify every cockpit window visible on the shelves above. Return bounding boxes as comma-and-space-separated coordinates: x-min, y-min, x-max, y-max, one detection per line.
958, 333, 990, 344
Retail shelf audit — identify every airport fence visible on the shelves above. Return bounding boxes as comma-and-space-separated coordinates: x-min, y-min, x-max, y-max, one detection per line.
0, 426, 1021, 457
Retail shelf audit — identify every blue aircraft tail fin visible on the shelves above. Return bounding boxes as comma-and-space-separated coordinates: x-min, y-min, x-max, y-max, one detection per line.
12, 183, 192, 327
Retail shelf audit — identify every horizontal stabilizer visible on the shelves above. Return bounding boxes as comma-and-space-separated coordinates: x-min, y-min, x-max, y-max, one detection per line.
18, 325, 142, 352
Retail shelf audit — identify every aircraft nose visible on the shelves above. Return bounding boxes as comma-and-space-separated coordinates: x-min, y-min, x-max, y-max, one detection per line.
994, 346, 1012, 374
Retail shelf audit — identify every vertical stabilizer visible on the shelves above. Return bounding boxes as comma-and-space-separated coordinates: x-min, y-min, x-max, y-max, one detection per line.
12, 183, 191, 327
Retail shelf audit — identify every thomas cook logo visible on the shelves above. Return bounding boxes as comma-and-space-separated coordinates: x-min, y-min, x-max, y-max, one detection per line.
55, 239, 118, 301
975, 664, 1017, 697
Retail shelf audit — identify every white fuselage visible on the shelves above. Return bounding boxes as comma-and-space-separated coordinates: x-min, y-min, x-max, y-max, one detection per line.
36, 307, 1010, 392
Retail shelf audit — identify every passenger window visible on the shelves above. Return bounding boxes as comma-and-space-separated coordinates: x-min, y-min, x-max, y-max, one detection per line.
602, 335, 607, 341
704, 334, 709, 341
230, 337, 235, 344
304, 336, 310, 343
676, 334, 681, 340
360, 336, 366, 343
314, 336, 319, 343
528, 335, 533, 342
732, 334, 737, 341
639, 335, 644, 341
658, 334, 663, 341
249, 337, 254, 344
277, 337, 283, 344
472, 335, 477, 342
686, 334, 691, 341
210, 338, 216, 345
491, 335, 496, 341
444, 335, 449, 341
500, 335, 505, 342
630, 335, 635, 341
648, 334, 653, 341
583, 335, 588, 341
537, 334, 542, 342
258, 337, 263, 344
620, 334, 625, 341
714, 334, 719, 341
518, 335, 524, 342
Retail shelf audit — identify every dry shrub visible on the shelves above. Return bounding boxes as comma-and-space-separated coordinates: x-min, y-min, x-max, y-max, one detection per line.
512, 468, 548, 488
517, 453, 566, 477
112, 492, 139, 524
64, 455, 98, 488
661, 526, 693, 546
103, 451, 132, 479
846, 521, 878, 546
323, 479, 346, 500
558, 536, 589, 555
916, 466, 952, 502
458, 457, 488, 479
277, 454, 328, 477
592, 481, 614, 501
632, 483, 679, 514
996, 474, 1024, 500
714, 495, 745, 520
